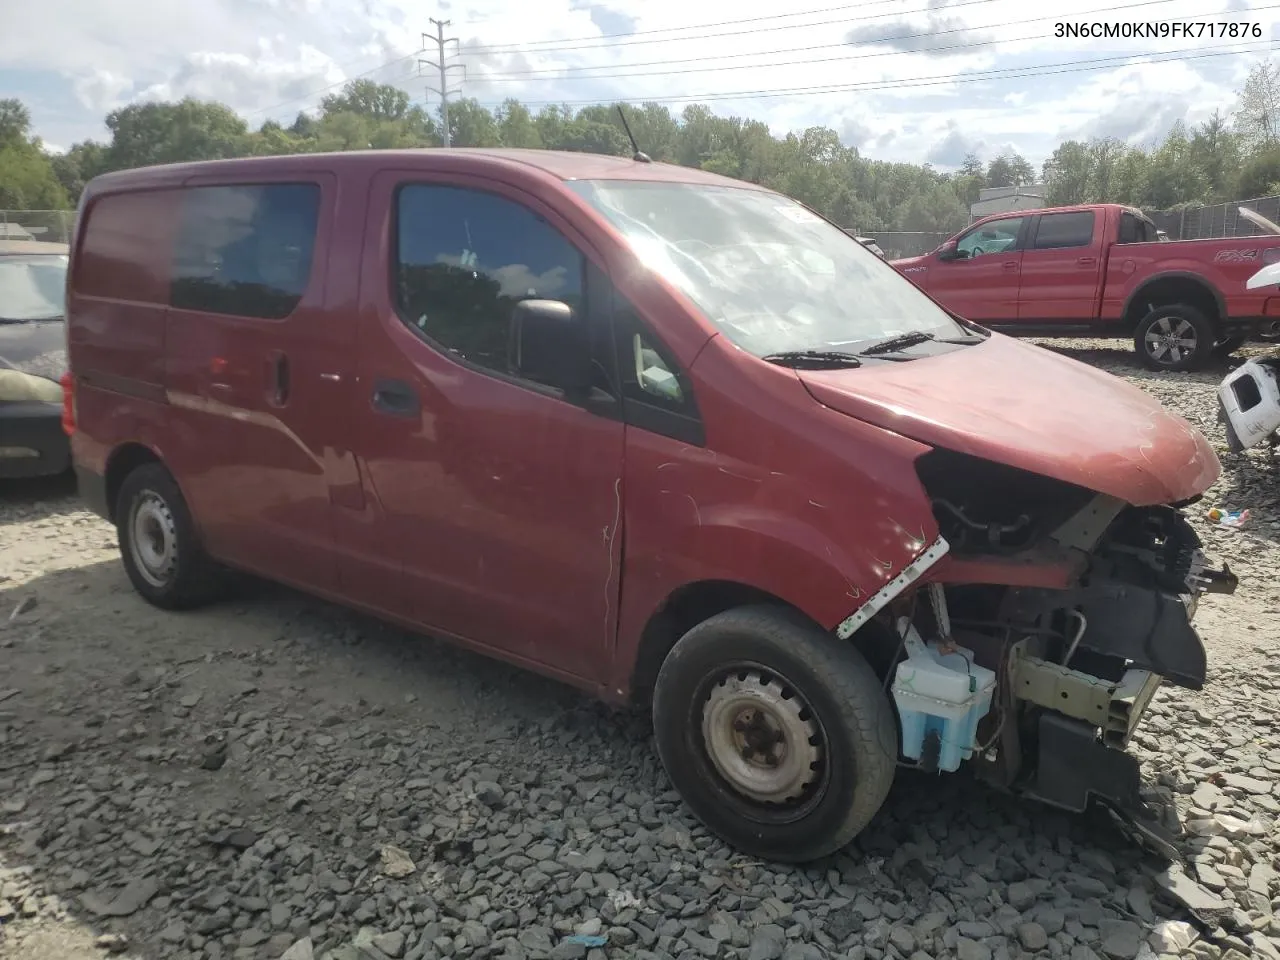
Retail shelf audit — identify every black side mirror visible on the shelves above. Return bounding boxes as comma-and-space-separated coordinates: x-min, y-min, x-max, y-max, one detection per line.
509, 299, 591, 394
937, 241, 959, 261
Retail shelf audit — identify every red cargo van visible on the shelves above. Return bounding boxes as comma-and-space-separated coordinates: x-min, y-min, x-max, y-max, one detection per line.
65, 149, 1236, 862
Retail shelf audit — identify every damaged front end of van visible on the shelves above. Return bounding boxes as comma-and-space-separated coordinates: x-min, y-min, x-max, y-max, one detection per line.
839, 442, 1237, 856
793, 334, 1239, 856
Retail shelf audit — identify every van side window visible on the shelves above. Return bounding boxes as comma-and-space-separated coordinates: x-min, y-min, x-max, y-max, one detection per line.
1032, 211, 1095, 250
395, 185, 585, 379
612, 293, 704, 445
170, 184, 320, 319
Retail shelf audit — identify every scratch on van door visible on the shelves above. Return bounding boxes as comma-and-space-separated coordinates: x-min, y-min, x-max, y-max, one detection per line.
603, 478, 622, 643
657, 462, 677, 471
809, 500, 826, 509
684, 495, 702, 526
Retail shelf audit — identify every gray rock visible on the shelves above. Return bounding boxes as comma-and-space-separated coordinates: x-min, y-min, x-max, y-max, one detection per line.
1008, 882, 1038, 910
1099, 920, 1142, 960
958, 938, 993, 960
1019, 923, 1049, 951
476, 782, 505, 808
1148, 921, 1197, 954
890, 927, 917, 953
748, 933, 785, 960
550, 940, 588, 960
80, 877, 160, 917
373, 931, 407, 958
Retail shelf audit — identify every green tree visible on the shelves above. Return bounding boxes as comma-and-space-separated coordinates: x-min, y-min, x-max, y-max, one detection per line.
496, 99, 542, 149
985, 152, 1034, 187
1189, 111, 1240, 201
1044, 140, 1093, 204
104, 98, 250, 169
0, 99, 69, 209
320, 80, 412, 122
447, 98, 501, 147
897, 183, 968, 232
1234, 61, 1280, 151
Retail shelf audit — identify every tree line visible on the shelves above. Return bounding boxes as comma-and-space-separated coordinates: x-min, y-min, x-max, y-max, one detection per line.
4, 60, 1280, 235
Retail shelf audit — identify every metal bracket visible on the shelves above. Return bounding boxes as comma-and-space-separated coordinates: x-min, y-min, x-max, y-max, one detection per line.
835, 536, 951, 639
1009, 651, 1162, 748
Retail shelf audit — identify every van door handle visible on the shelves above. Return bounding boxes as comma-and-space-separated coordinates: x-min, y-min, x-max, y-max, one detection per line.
1077, 256, 1097, 265
1002, 261, 1018, 270
267, 351, 289, 406
372, 378, 418, 417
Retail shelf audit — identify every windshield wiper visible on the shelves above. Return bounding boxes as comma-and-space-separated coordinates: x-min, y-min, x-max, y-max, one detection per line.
856, 329, 985, 357
857, 331, 936, 355
0, 314, 63, 324
762, 350, 863, 369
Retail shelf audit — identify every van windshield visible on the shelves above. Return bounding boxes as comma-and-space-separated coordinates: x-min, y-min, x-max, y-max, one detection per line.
566, 179, 969, 357
0, 254, 67, 323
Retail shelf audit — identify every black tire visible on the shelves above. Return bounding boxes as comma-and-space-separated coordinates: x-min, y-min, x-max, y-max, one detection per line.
116, 462, 224, 610
652, 605, 897, 863
1213, 335, 1247, 356
1133, 304, 1216, 372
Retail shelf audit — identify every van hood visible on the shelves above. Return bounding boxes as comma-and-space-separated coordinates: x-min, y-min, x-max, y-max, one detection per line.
799, 334, 1220, 506
0, 318, 66, 382
890, 254, 929, 270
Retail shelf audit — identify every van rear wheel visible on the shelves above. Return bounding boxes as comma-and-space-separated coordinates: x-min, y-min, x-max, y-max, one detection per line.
116, 463, 224, 610
651, 605, 897, 863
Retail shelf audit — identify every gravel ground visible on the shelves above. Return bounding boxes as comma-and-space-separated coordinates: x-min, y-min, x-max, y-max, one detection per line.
1, 337, 1278, 960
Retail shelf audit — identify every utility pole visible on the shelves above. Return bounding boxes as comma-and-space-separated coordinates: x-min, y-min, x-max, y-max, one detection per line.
420, 18, 465, 147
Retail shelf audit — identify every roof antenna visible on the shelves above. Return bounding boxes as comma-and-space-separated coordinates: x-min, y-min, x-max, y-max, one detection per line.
616, 104, 652, 163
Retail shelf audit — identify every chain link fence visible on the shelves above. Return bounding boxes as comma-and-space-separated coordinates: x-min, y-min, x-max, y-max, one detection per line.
0, 210, 74, 244
1147, 195, 1280, 241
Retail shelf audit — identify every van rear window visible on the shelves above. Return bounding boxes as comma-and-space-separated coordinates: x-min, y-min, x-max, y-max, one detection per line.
170, 183, 320, 320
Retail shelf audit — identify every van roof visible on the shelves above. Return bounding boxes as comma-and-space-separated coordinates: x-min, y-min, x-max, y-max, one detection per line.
84, 148, 770, 193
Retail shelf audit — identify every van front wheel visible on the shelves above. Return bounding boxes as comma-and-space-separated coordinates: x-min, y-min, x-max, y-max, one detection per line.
652, 605, 897, 863
116, 463, 224, 610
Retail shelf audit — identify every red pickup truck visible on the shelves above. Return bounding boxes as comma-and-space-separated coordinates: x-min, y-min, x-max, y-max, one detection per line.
891, 203, 1279, 371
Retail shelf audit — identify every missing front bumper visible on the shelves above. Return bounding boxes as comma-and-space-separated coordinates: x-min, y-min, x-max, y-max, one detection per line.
1021, 712, 1179, 859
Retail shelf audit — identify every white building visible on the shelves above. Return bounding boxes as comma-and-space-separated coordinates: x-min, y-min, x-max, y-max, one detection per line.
969, 184, 1046, 222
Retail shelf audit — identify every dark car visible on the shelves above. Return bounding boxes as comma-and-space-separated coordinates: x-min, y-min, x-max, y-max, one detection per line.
0, 239, 70, 479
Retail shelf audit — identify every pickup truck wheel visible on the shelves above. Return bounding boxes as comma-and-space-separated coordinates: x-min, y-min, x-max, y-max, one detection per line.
651, 605, 897, 863
116, 462, 225, 610
1134, 305, 1215, 372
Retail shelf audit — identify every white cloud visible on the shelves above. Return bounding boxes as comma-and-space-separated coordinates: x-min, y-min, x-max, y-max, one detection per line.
72, 70, 134, 113
5, 0, 1277, 169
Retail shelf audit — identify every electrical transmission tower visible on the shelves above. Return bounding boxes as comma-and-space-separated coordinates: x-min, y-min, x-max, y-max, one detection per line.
419, 18, 466, 147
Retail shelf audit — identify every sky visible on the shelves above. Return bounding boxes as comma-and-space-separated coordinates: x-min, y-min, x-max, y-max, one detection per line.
1, 0, 1277, 172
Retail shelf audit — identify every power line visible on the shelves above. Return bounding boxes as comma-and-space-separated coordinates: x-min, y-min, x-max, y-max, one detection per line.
246, 50, 424, 119
236, 1, 889, 121
420, 18, 466, 147
457, 0, 1012, 55
456, 0, 909, 53
460, 41, 1274, 109
467, 2, 1261, 84
235, 0, 1255, 123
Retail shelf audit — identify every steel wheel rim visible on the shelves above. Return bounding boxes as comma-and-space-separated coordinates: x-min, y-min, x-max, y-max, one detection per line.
129, 491, 178, 588
700, 668, 825, 808
1145, 315, 1198, 365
